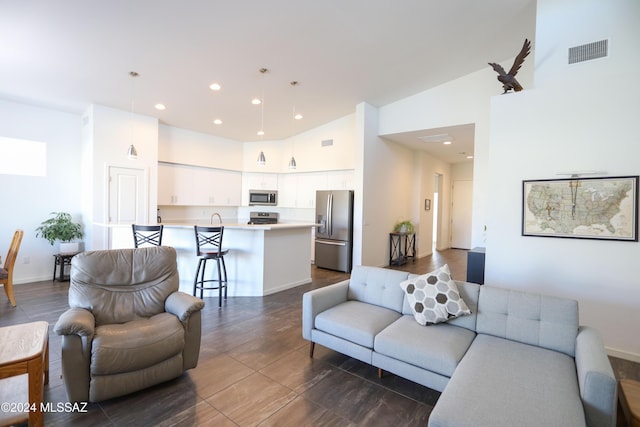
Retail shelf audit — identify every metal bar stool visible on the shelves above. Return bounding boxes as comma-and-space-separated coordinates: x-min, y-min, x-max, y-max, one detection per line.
132, 224, 164, 248
193, 226, 229, 307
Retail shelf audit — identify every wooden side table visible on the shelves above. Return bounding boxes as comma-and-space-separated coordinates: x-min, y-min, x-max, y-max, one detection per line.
619, 379, 640, 427
0, 321, 49, 427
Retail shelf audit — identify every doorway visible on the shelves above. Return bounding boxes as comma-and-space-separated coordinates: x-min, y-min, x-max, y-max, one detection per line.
108, 165, 148, 224
432, 173, 442, 250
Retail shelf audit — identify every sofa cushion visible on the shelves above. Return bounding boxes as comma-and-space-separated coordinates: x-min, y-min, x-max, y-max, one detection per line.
91, 312, 185, 375
476, 285, 579, 356
315, 301, 401, 348
399, 265, 470, 325
348, 266, 409, 313
428, 334, 585, 427
374, 315, 476, 378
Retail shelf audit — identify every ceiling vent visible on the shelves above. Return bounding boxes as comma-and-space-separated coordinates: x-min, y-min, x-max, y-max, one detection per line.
417, 133, 451, 143
321, 139, 333, 147
568, 39, 608, 64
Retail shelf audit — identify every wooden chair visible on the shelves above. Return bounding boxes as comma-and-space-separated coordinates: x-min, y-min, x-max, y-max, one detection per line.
132, 224, 163, 248
0, 229, 24, 306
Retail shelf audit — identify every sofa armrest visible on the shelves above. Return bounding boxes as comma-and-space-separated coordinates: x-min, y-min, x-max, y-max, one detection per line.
166, 291, 205, 323
302, 279, 350, 340
575, 326, 617, 427
54, 307, 95, 337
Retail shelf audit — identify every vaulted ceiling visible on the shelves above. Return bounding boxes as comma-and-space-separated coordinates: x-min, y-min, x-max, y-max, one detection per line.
0, 0, 535, 162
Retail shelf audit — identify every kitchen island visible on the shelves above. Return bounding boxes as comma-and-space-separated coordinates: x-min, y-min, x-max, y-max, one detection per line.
109, 222, 316, 297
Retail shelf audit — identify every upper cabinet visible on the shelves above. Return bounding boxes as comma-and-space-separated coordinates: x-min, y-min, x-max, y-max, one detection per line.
159, 163, 354, 209
158, 162, 242, 206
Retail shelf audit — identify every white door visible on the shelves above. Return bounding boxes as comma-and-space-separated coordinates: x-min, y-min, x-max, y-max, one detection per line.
450, 180, 473, 249
108, 166, 147, 224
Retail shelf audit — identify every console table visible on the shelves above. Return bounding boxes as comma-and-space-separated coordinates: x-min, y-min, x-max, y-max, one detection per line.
389, 232, 416, 266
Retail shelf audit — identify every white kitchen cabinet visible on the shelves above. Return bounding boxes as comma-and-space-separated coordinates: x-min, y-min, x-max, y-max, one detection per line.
244, 172, 278, 190
326, 170, 355, 190
158, 163, 194, 205
296, 172, 327, 208
277, 173, 298, 208
158, 162, 242, 206
209, 169, 242, 206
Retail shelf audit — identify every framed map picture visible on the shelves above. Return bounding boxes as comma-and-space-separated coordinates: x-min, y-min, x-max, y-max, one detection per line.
522, 176, 639, 241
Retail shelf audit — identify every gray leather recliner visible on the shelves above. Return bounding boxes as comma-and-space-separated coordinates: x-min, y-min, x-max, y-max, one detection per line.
54, 246, 205, 403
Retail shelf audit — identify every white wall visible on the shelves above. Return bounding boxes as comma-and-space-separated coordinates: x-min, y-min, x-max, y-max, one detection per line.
357, 103, 416, 267
0, 99, 82, 283
378, 63, 532, 249
158, 125, 243, 171
83, 105, 159, 250
486, 0, 640, 361
242, 113, 356, 173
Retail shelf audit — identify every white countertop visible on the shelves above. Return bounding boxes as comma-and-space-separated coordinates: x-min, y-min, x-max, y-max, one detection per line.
96, 221, 318, 231
157, 222, 318, 231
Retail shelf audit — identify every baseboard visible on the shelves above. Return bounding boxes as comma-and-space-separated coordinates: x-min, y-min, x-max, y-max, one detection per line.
607, 347, 640, 363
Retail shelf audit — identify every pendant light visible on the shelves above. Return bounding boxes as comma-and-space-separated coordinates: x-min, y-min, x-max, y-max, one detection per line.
256, 68, 268, 166
288, 81, 301, 170
127, 71, 139, 159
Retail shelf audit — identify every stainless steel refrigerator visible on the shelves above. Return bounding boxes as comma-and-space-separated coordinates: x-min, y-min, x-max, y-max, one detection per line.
315, 190, 354, 272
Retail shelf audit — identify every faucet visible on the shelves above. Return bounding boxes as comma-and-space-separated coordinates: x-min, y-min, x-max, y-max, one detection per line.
210, 212, 222, 225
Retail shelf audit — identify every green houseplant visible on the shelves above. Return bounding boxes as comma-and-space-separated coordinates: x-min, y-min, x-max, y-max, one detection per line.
36, 212, 84, 249
393, 220, 415, 234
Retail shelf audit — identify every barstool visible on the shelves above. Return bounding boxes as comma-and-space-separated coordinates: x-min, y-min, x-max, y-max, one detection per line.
132, 224, 163, 248
193, 226, 229, 306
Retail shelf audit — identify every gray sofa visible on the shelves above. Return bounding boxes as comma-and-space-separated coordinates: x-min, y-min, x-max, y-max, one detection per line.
54, 247, 205, 402
302, 266, 617, 427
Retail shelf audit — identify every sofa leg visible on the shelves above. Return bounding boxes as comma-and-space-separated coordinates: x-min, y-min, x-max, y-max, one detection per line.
378, 368, 384, 378
309, 342, 315, 358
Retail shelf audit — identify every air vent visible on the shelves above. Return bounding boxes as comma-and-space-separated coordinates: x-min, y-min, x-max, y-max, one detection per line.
418, 134, 452, 144
568, 39, 608, 64
321, 139, 333, 147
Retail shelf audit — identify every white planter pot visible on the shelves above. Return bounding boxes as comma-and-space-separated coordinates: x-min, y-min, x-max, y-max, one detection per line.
59, 242, 80, 254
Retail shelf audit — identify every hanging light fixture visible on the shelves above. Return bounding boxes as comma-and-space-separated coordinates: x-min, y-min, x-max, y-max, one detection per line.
127, 71, 139, 159
288, 81, 301, 170
256, 68, 268, 166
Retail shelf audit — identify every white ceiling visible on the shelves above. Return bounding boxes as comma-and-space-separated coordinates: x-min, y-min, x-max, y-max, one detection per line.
0, 0, 535, 162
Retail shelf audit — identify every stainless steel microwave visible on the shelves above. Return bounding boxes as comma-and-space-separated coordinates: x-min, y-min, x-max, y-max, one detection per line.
249, 190, 278, 206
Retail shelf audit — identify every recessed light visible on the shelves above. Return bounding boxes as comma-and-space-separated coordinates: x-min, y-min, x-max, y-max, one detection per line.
443, 141, 452, 145
213, 119, 222, 125
251, 98, 262, 105
209, 83, 221, 91
155, 104, 166, 110
257, 130, 264, 136
294, 113, 303, 120
467, 155, 474, 159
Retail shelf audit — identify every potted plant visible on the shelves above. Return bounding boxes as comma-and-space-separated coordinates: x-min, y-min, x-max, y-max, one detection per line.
393, 220, 415, 234
36, 212, 84, 253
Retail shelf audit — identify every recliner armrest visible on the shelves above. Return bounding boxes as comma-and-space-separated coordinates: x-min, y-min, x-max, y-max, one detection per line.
575, 326, 617, 427
54, 307, 95, 337
166, 291, 205, 322
302, 279, 350, 340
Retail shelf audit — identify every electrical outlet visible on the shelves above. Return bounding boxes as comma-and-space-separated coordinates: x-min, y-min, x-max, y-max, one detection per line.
22, 256, 30, 264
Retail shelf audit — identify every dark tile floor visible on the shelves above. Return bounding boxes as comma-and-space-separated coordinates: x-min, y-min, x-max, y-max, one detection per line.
1, 248, 637, 426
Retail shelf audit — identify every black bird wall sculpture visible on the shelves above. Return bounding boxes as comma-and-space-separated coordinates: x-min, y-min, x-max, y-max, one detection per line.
489, 39, 531, 94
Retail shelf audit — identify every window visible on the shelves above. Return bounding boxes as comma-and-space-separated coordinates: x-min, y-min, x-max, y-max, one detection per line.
0, 137, 46, 176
